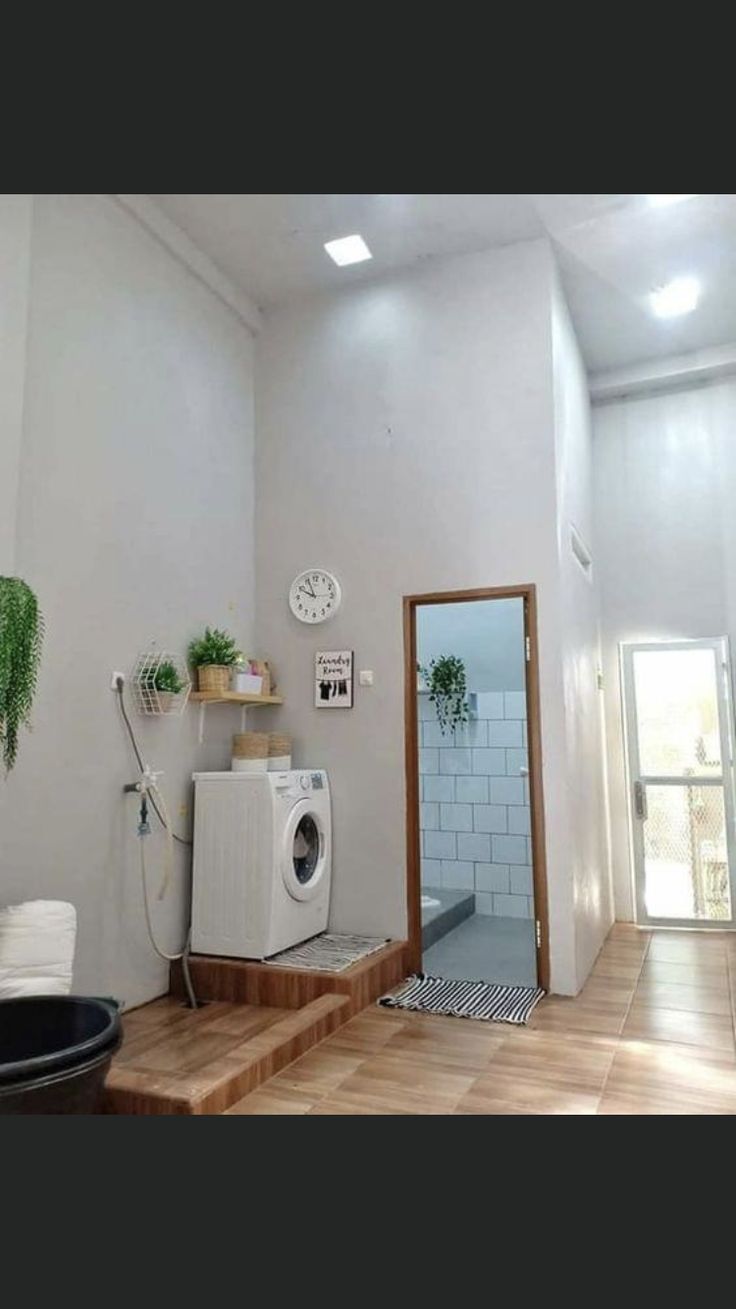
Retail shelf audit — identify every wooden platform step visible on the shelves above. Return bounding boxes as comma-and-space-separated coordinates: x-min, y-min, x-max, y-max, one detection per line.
105, 992, 351, 1115
170, 939, 408, 1016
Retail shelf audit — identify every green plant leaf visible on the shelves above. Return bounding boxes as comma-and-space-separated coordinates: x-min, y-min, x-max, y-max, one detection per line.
187, 626, 239, 668
0, 578, 44, 773
421, 654, 468, 737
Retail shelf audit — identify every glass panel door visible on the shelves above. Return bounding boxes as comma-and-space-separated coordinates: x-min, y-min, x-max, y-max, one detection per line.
622, 639, 736, 927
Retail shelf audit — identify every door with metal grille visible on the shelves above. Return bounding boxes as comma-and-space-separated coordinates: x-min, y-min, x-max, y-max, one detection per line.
622, 639, 736, 928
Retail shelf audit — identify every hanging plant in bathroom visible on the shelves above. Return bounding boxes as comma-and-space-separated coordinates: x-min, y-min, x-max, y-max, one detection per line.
418, 654, 468, 736
0, 578, 44, 773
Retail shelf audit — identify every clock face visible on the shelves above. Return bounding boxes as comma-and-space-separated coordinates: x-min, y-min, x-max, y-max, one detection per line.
289, 569, 342, 624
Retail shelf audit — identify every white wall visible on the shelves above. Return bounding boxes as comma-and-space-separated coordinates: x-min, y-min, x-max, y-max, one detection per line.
552, 279, 613, 984
255, 240, 588, 992
594, 379, 736, 919
0, 195, 32, 573
417, 598, 525, 692
0, 195, 256, 1008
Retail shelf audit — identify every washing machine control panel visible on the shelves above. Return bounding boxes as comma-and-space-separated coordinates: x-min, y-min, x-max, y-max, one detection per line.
274, 771, 326, 799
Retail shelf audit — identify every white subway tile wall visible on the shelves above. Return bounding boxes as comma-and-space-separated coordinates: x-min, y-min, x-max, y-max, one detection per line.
418, 690, 533, 919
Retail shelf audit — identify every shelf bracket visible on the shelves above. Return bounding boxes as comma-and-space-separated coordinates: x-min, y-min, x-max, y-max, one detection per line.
198, 701, 206, 746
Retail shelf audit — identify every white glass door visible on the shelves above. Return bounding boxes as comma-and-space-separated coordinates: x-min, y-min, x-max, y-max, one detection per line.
622, 639, 736, 928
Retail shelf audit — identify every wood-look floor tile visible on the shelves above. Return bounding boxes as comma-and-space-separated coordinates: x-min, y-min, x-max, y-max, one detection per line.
639, 958, 729, 987
325, 1009, 407, 1053
131, 1030, 241, 1075
634, 981, 732, 1016
647, 937, 727, 963
591, 948, 643, 967
268, 1048, 367, 1097
589, 958, 644, 983
623, 1002, 735, 1053
204, 1005, 291, 1037
608, 923, 650, 940
529, 995, 628, 1036
379, 1018, 508, 1073
226, 1086, 316, 1115
598, 1039, 736, 1115
576, 979, 637, 1007
320, 1052, 476, 1114
307, 1095, 428, 1115
455, 1030, 616, 1116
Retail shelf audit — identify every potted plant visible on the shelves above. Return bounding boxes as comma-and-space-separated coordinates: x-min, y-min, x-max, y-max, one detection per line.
418, 654, 468, 737
188, 627, 240, 694
150, 660, 185, 712
0, 578, 44, 773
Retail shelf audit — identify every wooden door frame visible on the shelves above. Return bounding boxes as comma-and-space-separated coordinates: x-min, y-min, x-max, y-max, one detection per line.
403, 583, 551, 989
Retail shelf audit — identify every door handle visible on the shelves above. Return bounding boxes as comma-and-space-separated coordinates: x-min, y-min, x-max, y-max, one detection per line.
519, 766, 529, 777
634, 780, 647, 820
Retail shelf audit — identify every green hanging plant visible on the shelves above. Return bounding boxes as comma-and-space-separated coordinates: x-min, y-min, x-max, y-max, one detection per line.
418, 654, 468, 736
0, 578, 44, 773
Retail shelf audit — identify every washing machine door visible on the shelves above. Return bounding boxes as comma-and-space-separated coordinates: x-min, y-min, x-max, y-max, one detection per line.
281, 800, 328, 902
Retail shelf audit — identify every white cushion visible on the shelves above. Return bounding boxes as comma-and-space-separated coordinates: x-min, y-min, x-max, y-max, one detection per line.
0, 900, 77, 998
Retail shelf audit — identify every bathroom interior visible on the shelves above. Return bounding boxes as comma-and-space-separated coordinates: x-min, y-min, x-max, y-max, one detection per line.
417, 597, 537, 988
4, 193, 736, 1114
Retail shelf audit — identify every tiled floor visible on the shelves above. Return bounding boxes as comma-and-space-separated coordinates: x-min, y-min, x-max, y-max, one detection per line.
422, 913, 537, 987
227, 924, 736, 1114
421, 887, 474, 950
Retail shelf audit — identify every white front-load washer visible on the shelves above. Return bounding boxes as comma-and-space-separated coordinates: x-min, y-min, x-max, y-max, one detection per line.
190, 769, 331, 959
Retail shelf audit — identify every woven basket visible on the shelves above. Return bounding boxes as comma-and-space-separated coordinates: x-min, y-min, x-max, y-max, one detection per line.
232, 732, 269, 760
198, 665, 230, 695
268, 733, 291, 758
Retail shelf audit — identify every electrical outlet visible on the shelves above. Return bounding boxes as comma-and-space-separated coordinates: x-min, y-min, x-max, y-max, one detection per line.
110, 670, 125, 690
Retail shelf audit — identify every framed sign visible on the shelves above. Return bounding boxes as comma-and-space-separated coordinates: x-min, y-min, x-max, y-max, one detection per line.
315, 650, 353, 708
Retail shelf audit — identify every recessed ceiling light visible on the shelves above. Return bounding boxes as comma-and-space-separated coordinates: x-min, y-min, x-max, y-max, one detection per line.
647, 194, 698, 208
324, 234, 372, 267
649, 276, 701, 318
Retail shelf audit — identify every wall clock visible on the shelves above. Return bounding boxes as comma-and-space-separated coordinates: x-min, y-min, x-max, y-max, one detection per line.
289, 568, 342, 624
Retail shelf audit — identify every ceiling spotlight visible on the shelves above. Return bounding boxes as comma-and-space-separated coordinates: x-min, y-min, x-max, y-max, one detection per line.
324, 234, 372, 267
647, 195, 698, 208
649, 276, 701, 319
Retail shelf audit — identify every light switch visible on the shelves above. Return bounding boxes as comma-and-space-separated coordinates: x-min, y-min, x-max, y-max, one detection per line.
359, 670, 374, 687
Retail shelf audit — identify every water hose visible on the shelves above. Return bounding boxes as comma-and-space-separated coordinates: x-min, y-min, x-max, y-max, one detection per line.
117, 680, 198, 1007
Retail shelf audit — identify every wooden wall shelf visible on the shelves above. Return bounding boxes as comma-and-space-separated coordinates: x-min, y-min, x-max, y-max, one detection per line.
190, 691, 283, 706
190, 690, 284, 742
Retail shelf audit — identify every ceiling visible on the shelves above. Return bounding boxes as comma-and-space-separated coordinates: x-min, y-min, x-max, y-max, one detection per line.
150, 194, 736, 373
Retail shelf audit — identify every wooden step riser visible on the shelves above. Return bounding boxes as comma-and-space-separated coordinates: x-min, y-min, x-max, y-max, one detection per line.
171, 940, 408, 1017
106, 993, 351, 1116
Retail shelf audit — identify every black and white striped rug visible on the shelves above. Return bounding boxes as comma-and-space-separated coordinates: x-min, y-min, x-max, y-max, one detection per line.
379, 974, 545, 1025
265, 932, 389, 972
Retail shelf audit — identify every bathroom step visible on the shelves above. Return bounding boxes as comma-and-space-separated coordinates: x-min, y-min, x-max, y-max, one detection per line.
105, 992, 351, 1115
421, 889, 475, 951
171, 939, 408, 1016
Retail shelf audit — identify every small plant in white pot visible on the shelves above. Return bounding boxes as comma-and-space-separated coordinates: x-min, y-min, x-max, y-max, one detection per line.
150, 660, 185, 712
188, 627, 240, 695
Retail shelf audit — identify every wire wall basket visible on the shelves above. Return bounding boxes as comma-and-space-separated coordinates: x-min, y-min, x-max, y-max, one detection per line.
131, 647, 191, 717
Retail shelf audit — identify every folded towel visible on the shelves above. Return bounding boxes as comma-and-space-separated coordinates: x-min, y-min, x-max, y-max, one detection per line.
0, 900, 77, 998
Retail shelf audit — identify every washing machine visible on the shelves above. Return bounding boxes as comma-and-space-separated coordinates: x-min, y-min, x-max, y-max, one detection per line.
190, 769, 331, 959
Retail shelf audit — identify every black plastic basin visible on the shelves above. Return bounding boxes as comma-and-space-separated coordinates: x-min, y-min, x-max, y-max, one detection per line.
0, 996, 122, 1114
